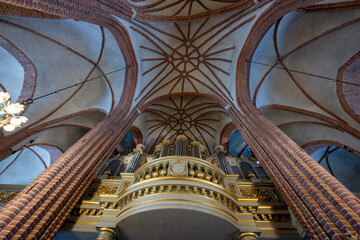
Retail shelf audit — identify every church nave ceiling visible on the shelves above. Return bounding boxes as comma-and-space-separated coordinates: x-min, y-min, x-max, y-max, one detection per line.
249, 8, 360, 151
118, 1, 271, 105
127, 0, 257, 21
134, 95, 231, 154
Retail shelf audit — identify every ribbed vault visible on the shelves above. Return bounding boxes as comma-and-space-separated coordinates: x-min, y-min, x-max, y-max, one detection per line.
249, 8, 360, 151
134, 95, 230, 154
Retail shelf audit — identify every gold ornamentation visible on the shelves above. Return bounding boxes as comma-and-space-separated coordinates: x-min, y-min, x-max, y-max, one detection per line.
253, 213, 290, 222
215, 145, 226, 155
191, 141, 201, 147
134, 157, 223, 185
162, 140, 171, 145
73, 208, 103, 216
104, 169, 112, 176
237, 232, 258, 240
228, 183, 236, 194
247, 171, 256, 179
345, 232, 360, 240
120, 181, 130, 192
88, 186, 118, 197
240, 189, 273, 202
175, 135, 187, 141
116, 184, 245, 214
0, 191, 20, 203
98, 227, 117, 236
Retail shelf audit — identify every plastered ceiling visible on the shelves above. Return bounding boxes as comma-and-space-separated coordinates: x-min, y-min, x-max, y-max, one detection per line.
250, 9, 360, 151
0, 1, 360, 183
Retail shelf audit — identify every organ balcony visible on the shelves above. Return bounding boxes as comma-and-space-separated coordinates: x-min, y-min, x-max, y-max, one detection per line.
55, 136, 302, 240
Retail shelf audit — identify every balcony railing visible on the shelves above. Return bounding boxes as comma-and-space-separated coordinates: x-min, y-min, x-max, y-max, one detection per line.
133, 156, 225, 186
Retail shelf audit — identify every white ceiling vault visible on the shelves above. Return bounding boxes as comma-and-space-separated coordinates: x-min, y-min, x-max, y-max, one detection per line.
127, 0, 256, 21
117, 1, 271, 106
134, 95, 231, 154
0, 15, 125, 183
0, 1, 360, 184
250, 8, 360, 151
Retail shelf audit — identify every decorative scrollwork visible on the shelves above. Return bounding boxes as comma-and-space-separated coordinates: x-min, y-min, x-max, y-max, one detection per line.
228, 183, 237, 194
253, 213, 290, 222
0, 191, 20, 203
88, 186, 117, 197
240, 189, 274, 202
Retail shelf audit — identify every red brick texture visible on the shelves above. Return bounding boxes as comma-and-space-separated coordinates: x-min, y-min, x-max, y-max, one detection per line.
235, 0, 360, 239
0, 0, 138, 239
337, 52, 360, 125
0, 0, 359, 240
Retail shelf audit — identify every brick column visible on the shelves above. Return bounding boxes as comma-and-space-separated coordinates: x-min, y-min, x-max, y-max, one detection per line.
0, 0, 138, 239
233, 1, 360, 239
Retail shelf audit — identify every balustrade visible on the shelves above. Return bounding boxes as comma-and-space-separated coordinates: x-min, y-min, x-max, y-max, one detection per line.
134, 157, 224, 186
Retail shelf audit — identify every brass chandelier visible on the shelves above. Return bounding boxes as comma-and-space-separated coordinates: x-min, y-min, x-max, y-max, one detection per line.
0, 92, 28, 131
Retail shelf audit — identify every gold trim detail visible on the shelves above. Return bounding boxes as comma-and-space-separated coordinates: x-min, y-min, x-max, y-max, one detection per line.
253, 213, 290, 222
114, 198, 239, 223
73, 208, 103, 216
120, 181, 130, 193
117, 176, 238, 200
228, 183, 236, 194
240, 189, 274, 202
162, 140, 171, 145
111, 184, 245, 215
88, 186, 118, 197
0, 191, 20, 203
191, 141, 201, 147
175, 135, 187, 141
134, 157, 224, 186
99, 227, 117, 236
81, 200, 100, 206
238, 232, 258, 239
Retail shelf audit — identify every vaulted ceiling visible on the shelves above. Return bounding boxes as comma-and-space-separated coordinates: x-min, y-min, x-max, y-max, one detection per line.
134, 95, 230, 154
250, 9, 360, 152
0, 0, 360, 183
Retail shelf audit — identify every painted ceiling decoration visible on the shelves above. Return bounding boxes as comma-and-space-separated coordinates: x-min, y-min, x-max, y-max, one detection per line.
135, 95, 230, 154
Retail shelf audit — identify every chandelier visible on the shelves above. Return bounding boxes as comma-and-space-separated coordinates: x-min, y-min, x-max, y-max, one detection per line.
0, 65, 129, 132
0, 92, 28, 132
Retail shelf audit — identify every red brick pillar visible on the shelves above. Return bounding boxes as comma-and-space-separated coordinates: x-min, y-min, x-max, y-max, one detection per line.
0, 1, 138, 238
0, 108, 138, 239
232, 1, 360, 239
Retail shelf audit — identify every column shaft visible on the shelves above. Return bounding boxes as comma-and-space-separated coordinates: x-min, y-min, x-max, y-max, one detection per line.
229, 106, 360, 238
0, 1, 138, 238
